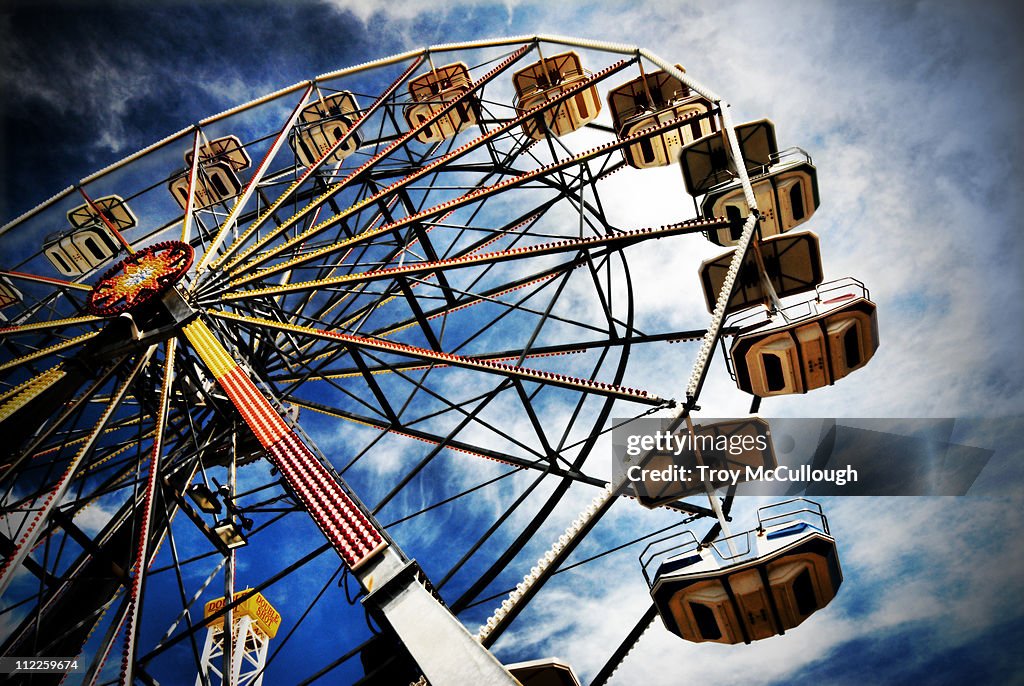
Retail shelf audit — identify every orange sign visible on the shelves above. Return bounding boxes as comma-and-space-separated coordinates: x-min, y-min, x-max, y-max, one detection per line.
203, 590, 282, 639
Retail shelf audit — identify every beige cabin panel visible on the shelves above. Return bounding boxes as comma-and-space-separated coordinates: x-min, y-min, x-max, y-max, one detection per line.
708, 170, 817, 246
710, 181, 775, 245
293, 119, 359, 166
796, 323, 830, 391
66, 195, 137, 232
744, 332, 802, 397
732, 295, 878, 397
518, 83, 601, 139
767, 553, 836, 631
826, 310, 877, 382
622, 101, 713, 169
405, 95, 477, 143
43, 224, 120, 277
513, 52, 600, 140
45, 240, 90, 276
292, 92, 361, 166
404, 64, 477, 143
169, 161, 243, 210
44, 246, 77, 277
296, 94, 360, 165
728, 568, 778, 642
69, 227, 119, 268
774, 171, 817, 230
668, 579, 743, 644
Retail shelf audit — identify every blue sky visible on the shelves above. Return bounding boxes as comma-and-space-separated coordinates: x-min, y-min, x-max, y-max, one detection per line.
2, 1, 1023, 684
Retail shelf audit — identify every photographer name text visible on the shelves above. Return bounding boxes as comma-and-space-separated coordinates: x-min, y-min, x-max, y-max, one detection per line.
625, 464, 859, 487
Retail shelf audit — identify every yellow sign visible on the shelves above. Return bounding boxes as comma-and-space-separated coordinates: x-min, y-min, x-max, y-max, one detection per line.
203, 590, 282, 639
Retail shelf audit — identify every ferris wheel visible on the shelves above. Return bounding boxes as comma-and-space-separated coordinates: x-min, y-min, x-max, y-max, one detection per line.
0, 35, 878, 686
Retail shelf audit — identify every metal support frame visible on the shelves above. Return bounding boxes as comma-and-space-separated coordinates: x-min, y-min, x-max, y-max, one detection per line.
359, 554, 518, 685
0, 35, 773, 686
196, 613, 271, 686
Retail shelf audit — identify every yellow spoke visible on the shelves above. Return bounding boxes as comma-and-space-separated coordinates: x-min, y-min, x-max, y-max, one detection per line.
0, 364, 67, 421
0, 314, 102, 337
0, 269, 92, 292
0, 330, 101, 373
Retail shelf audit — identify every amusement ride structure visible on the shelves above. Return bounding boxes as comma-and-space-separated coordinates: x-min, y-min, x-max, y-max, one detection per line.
0, 36, 877, 685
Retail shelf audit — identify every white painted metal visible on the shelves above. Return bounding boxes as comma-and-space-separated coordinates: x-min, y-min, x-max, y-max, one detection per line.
360, 548, 519, 686
196, 613, 271, 686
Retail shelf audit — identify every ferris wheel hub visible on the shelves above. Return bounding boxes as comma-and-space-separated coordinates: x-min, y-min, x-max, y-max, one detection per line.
86, 241, 194, 317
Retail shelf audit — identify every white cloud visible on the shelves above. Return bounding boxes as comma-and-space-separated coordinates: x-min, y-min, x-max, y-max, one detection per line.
318, 0, 527, 26
483, 494, 1024, 684
0, 39, 155, 156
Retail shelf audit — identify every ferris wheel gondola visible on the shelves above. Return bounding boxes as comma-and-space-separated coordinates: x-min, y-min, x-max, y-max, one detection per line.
404, 62, 478, 143
698, 230, 824, 314
169, 134, 252, 210
642, 498, 842, 644
290, 91, 362, 166
679, 120, 820, 246
41, 194, 136, 277
512, 50, 603, 139
607, 65, 717, 168
727, 278, 880, 397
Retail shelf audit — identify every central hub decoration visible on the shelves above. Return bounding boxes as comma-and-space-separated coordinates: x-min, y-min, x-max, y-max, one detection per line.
87, 241, 194, 317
